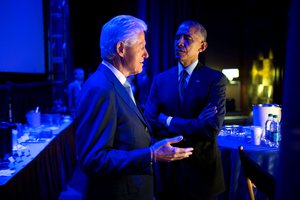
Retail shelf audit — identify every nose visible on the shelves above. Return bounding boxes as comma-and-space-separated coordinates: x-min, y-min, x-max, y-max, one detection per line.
144, 49, 149, 59
176, 36, 184, 46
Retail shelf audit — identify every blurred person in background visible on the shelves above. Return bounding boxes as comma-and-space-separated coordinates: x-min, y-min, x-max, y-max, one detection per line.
67, 67, 85, 117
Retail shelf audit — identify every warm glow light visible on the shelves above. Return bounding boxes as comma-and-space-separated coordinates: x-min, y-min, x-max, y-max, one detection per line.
258, 84, 264, 96
222, 68, 239, 81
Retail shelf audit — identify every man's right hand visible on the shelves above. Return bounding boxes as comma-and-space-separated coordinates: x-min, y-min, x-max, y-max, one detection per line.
150, 136, 193, 162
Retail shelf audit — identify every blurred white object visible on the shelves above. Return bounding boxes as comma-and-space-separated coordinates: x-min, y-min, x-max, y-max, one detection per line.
222, 68, 239, 81
251, 126, 262, 145
12, 129, 18, 150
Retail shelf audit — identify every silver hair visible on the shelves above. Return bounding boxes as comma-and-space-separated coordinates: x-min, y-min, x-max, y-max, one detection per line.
100, 15, 148, 61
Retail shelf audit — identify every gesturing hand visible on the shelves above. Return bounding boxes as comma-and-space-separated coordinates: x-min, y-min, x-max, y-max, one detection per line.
150, 136, 193, 162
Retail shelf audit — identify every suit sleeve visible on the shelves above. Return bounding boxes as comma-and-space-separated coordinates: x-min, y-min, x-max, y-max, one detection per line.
144, 76, 170, 139
168, 74, 227, 140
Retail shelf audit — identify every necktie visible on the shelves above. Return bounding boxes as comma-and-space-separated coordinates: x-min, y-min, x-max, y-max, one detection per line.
124, 81, 136, 104
179, 70, 188, 102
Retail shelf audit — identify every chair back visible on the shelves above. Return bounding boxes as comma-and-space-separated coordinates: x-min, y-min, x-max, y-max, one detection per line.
238, 145, 276, 200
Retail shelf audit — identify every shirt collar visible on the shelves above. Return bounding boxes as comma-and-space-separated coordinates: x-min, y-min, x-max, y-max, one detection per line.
178, 60, 198, 76
102, 60, 127, 84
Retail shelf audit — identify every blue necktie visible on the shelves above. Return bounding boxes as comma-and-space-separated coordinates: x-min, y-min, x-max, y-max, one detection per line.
124, 81, 136, 104
179, 70, 188, 102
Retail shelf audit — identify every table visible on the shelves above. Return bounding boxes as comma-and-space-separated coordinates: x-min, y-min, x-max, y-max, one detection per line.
217, 133, 279, 200
0, 121, 77, 200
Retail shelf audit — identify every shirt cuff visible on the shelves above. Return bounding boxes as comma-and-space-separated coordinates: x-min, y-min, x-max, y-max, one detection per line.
149, 146, 156, 164
166, 116, 172, 127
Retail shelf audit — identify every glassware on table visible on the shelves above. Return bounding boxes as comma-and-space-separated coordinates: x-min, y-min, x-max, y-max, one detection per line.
220, 125, 245, 136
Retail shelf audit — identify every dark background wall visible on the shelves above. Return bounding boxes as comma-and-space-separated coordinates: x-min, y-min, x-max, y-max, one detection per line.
69, 0, 139, 73
69, 0, 289, 114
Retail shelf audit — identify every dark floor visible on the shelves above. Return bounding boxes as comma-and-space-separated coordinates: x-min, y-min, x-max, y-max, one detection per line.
59, 165, 87, 200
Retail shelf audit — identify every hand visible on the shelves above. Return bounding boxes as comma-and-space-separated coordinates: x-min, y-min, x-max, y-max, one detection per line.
198, 103, 217, 120
150, 136, 193, 162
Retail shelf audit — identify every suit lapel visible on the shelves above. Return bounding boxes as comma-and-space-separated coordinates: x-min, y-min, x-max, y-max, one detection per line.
102, 66, 149, 127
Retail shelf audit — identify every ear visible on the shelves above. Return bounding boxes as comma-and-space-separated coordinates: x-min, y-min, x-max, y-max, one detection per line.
199, 41, 208, 53
116, 41, 125, 57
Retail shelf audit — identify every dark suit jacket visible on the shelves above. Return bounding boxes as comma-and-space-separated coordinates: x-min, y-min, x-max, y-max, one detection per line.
144, 62, 227, 200
75, 64, 154, 200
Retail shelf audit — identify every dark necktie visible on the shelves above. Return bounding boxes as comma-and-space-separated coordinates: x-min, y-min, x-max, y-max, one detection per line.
124, 81, 136, 104
179, 70, 188, 102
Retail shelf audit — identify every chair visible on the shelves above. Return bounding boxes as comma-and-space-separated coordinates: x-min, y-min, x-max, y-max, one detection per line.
238, 146, 276, 200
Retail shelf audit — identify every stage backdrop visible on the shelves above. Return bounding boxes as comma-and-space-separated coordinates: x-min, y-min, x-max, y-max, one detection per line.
0, 0, 46, 74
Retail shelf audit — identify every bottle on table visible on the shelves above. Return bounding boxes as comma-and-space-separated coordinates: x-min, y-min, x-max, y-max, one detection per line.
12, 129, 18, 150
269, 114, 280, 147
264, 113, 273, 141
